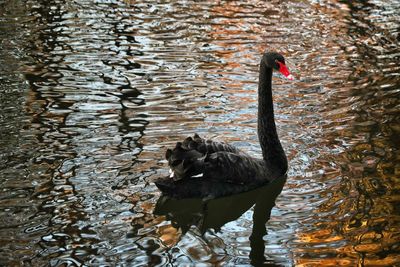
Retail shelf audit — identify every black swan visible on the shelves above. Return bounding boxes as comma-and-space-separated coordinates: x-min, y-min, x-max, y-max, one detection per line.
155, 52, 293, 199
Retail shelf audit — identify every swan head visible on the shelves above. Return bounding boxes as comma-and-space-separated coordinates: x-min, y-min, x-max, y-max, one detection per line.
263, 52, 294, 80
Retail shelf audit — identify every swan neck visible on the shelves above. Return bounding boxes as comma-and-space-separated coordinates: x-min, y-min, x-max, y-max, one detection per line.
258, 59, 287, 172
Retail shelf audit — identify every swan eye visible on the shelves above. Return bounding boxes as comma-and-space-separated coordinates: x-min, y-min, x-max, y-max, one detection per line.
274, 59, 281, 69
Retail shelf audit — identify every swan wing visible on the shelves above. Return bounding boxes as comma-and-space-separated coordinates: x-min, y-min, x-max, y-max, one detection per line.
165, 134, 243, 181
204, 152, 267, 184
165, 134, 267, 184
184, 133, 241, 154
157, 149, 269, 199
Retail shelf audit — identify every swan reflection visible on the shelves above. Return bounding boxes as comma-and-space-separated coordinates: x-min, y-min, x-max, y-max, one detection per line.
154, 175, 287, 265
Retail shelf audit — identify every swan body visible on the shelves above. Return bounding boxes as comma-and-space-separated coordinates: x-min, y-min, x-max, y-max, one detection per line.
155, 52, 292, 199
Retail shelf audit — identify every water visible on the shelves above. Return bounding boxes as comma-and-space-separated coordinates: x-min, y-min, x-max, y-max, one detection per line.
0, 0, 399, 266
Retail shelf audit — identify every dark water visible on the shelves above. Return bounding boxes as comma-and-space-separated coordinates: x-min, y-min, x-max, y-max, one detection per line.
1, 0, 399, 266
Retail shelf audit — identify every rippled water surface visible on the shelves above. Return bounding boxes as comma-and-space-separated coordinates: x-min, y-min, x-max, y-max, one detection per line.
1, 0, 399, 266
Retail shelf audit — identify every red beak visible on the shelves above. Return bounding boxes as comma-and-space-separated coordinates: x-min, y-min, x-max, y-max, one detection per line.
277, 61, 294, 80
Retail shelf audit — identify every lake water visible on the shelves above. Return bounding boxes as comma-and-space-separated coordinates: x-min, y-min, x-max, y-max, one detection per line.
1, 0, 399, 266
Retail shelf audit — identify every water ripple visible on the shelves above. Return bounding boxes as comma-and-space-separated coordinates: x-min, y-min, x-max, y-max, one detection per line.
0, 0, 399, 266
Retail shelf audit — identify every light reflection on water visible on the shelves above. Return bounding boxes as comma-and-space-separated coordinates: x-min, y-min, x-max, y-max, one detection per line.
0, 0, 399, 266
